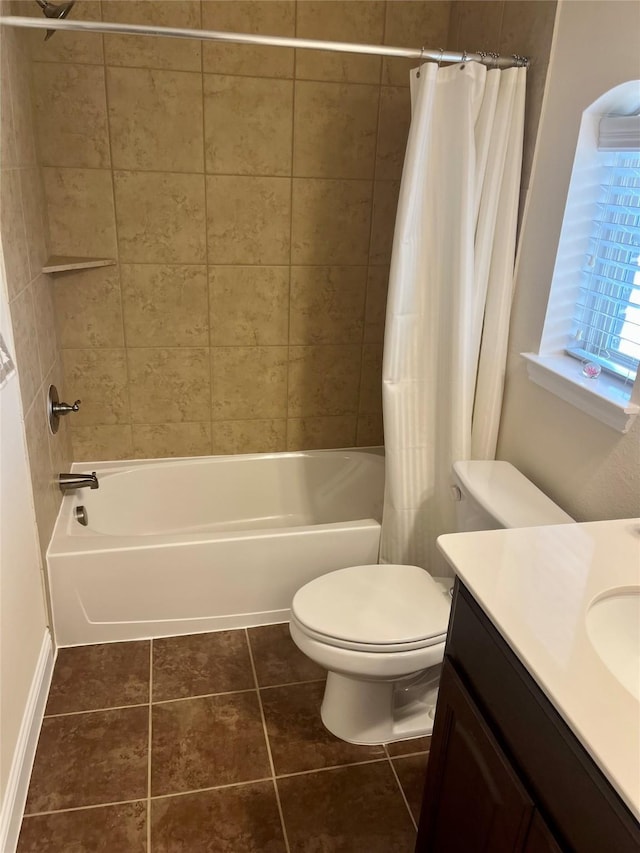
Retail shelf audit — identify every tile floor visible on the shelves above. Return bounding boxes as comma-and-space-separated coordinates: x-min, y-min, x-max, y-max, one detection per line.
17, 624, 430, 852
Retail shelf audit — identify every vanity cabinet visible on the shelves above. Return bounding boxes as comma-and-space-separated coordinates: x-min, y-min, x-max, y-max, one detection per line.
415, 582, 640, 853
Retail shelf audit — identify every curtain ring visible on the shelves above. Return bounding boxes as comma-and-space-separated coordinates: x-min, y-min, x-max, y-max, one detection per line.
478, 49, 487, 67
460, 49, 468, 69
438, 47, 444, 67
416, 45, 426, 77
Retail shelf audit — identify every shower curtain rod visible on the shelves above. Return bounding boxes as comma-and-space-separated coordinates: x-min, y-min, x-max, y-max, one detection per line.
0, 15, 529, 68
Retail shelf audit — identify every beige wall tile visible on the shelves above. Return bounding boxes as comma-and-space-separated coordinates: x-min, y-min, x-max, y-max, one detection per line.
202, 1, 295, 78
291, 179, 372, 265
71, 424, 133, 462
132, 422, 212, 458
369, 180, 400, 265
364, 266, 389, 344
33, 63, 109, 169
206, 176, 291, 264
287, 344, 361, 417
6, 29, 37, 167
53, 266, 124, 349
289, 266, 366, 345
293, 81, 379, 179
114, 171, 206, 263
456, 1, 505, 56
1, 169, 30, 298
204, 74, 293, 176
107, 67, 204, 173
499, 1, 556, 61
356, 412, 384, 447
19, 167, 48, 281
103, 0, 201, 71
46, 357, 73, 479
32, 274, 59, 378
383, 1, 451, 86
212, 346, 288, 420
121, 264, 208, 347
209, 266, 289, 346
286, 415, 357, 451
1, 29, 18, 170
295, 1, 384, 84
43, 167, 117, 258
375, 86, 411, 180
212, 419, 286, 455
128, 347, 211, 424
9, 285, 41, 410
359, 342, 383, 414
24, 387, 60, 553
25, 0, 103, 64
62, 348, 130, 426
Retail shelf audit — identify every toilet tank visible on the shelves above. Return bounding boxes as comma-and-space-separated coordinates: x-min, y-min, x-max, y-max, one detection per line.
452, 461, 574, 531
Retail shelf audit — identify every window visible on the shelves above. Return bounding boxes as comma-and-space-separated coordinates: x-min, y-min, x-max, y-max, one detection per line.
523, 83, 640, 433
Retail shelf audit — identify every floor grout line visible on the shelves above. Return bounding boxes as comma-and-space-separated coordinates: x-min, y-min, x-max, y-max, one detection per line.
386, 753, 418, 832
23, 798, 147, 818
44, 702, 150, 719
147, 639, 153, 852
275, 756, 388, 780
245, 628, 291, 853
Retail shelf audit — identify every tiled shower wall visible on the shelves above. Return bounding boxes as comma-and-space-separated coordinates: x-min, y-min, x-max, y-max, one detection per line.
25, 0, 450, 461
0, 5, 71, 567
21, 0, 556, 463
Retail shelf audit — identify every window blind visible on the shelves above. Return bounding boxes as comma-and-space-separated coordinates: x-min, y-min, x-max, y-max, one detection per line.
567, 147, 640, 381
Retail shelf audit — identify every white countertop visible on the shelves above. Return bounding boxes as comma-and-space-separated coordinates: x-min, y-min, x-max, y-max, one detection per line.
437, 518, 640, 821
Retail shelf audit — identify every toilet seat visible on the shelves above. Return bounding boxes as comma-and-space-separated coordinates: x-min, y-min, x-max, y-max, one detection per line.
291, 564, 451, 654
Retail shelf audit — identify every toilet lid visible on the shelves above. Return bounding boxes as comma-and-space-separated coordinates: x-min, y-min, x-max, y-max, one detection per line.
291, 564, 451, 648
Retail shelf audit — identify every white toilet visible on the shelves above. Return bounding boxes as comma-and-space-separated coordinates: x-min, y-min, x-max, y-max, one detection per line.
289, 460, 574, 745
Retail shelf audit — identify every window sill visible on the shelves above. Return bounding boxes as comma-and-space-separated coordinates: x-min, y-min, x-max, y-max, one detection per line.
522, 353, 639, 434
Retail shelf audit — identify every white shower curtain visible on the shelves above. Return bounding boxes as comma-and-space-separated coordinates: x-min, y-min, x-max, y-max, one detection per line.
379, 60, 526, 571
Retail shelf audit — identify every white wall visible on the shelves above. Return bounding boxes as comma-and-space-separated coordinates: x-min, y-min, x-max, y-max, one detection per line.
0, 255, 50, 835
498, 0, 640, 520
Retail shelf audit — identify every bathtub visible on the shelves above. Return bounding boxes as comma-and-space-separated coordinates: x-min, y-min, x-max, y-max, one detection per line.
47, 448, 384, 646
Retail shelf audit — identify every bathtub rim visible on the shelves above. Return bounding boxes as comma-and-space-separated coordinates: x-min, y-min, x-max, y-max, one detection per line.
50, 446, 384, 555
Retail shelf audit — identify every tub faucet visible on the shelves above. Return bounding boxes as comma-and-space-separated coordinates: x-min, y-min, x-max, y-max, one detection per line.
58, 472, 99, 493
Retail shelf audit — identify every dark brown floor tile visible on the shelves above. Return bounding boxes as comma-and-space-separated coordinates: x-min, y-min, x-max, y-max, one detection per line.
386, 735, 431, 756
151, 692, 270, 796
393, 753, 430, 822
151, 782, 287, 852
261, 681, 384, 775
278, 762, 416, 852
45, 641, 150, 715
247, 623, 326, 686
25, 707, 149, 813
153, 630, 254, 702
17, 802, 146, 852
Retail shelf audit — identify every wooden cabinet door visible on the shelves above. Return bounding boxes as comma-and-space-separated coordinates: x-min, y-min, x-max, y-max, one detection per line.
522, 812, 564, 853
416, 660, 534, 853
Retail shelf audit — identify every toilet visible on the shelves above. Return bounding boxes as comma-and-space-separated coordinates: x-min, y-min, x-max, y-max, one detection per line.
289, 460, 574, 745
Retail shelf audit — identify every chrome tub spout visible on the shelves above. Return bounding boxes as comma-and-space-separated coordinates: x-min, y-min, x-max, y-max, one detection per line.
58, 472, 99, 493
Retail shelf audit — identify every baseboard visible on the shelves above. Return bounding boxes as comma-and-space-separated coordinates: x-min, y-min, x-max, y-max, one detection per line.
0, 631, 54, 853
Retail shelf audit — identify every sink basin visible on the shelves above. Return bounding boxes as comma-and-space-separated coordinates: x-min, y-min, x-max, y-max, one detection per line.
586, 589, 640, 700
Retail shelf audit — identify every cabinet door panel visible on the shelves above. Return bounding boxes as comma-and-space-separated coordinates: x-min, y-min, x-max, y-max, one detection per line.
523, 812, 564, 853
416, 660, 534, 853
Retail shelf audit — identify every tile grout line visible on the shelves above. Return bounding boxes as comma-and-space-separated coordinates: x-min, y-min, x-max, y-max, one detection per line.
244, 628, 291, 853
384, 745, 419, 832
41, 677, 328, 720
23, 797, 148, 819
275, 756, 388, 780
147, 638, 153, 852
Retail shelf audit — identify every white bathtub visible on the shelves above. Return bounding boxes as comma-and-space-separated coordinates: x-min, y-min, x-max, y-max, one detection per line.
47, 448, 384, 646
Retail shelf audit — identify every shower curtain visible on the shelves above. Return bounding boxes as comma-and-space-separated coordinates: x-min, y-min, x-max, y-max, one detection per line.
379, 60, 526, 572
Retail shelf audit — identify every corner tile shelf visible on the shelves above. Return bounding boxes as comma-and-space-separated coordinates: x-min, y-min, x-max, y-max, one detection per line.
42, 256, 116, 274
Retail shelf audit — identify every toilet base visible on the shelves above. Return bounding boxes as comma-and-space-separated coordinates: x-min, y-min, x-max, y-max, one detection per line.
320, 665, 441, 745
